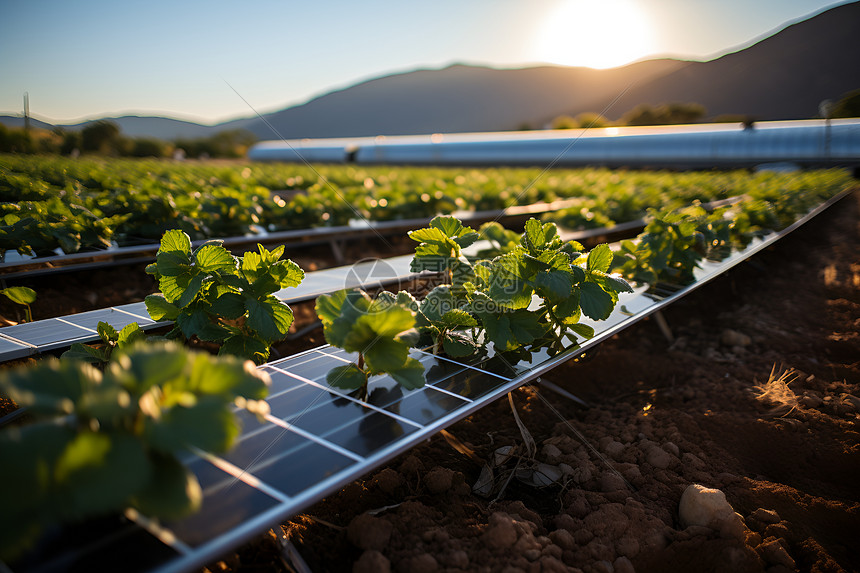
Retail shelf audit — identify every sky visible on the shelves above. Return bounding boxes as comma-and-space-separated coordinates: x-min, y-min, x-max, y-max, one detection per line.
0, 0, 852, 125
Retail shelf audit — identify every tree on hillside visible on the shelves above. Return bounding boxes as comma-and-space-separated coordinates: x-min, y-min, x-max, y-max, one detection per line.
620, 102, 706, 126
81, 120, 121, 154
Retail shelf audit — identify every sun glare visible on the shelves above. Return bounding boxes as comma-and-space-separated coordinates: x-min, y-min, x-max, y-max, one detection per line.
534, 0, 654, 69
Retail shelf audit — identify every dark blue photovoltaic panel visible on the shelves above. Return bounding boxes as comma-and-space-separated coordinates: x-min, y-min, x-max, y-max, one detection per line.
2, 192, 848, 573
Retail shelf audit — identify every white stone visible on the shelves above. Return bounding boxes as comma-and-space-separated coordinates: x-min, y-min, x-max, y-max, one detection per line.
679, 484, 736, 529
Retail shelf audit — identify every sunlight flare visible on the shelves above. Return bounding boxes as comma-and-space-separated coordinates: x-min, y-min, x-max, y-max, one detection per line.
534, 0, 655, 69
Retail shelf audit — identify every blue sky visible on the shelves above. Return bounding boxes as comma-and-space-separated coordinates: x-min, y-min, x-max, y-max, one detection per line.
0, 0, 851, 125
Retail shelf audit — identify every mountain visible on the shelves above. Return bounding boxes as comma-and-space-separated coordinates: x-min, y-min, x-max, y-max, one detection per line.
608, 1, 860, 121
238, 1, 859, 138
0, 114, 218, 140
2, 2, 857, 140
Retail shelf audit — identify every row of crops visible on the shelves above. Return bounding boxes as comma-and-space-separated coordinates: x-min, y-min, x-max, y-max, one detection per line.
1, 154, 853, 260
1, 154, 855, 568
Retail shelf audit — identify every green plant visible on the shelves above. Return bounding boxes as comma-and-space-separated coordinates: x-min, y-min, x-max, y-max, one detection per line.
61, 321, 147, 366
0, 341, 270, 563
318, 216, 633, 398
315, 289, 424, 400
0, 285, 36, 322
144, 230, 304, 364
612, 205, 733, 286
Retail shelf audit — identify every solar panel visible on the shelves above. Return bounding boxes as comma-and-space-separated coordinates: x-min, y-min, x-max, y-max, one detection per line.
2, 190, 850, 573
0, 255, 419, 363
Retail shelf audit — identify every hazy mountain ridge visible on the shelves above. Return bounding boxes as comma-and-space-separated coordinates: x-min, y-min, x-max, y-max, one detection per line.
2, 1, 857, 140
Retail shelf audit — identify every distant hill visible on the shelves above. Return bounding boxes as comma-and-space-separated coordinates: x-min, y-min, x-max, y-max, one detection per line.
2, 2, 857, 140
0, 114, 217, 140
608, 1, 860, 121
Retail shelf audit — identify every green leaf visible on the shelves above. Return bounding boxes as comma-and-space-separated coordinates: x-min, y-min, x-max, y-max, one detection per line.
117, 343, 189, 394
442, 331, 479, 357
533, 270, 572, 302
144, 395, 240, 455
131, 454, 202, 520
439, 309, 478, 329
194, 243, 236, 274
0, 359, 99, 415
145, 294, 180, 321
567, 323, 595, 340
587, 244, 613, 273
419, 286, 457, 322
54, 431, 151, 520
159, 229, 192, 255
245, 297, 294, 341
1, 286, 36, 305
176, 308, 210, 339
315, 289, 350, 326
117, 322, 146, 346
578, 281, 614, 320
363, 337, 411, 373
271, 258, 304, 289
431, 215, 465, 238
186, 351, 268, 398
177, 273, 205, 309
326, 364, 367, 390
97, 321, 119, 344
61, 343, 108, 365
387, 357, 426, 390
220, 335, 270, 364
210, 292, 246, 320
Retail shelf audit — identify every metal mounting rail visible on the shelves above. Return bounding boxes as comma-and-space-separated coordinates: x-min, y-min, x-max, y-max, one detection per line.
2, 190, 851, 573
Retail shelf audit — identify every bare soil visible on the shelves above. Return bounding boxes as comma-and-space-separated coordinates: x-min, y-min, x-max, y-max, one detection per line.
1, 193, 858, 573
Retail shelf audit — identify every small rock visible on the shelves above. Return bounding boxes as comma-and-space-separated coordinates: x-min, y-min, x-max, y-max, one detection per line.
424, 466, 454, 494
572, 465, 593, 484
353, 550, 390, 573
764, 522, 791, 541
524, 548, 542, 561
372, 468, 403, 494
600, 472, 627, 492
615, 537, 640, 559
719, 512, 748, 541
681, 452, 706, 469
602, 440, 626, 459
662, 441, 680, 457
749, 508, 781, 524
591, 560, 614, 573
678, 484, 736, 529
613, 556, 635, 573
400, 553, 438, 573
543, 443, 563, 464
721, 329, 751, 346
348, 514, 393, 551
758, 538, 796, 569
646, 446, 673, 469
539, 556, 570, 573
483, 513, 519, 549
443, 550, 469, 569
549, 529, 576, 551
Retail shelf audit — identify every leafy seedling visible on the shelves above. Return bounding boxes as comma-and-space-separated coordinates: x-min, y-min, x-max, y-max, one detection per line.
0, 341, 270, 563
316, 289, 424, 400
1, 286, 36, 323
144, 230, 304, 364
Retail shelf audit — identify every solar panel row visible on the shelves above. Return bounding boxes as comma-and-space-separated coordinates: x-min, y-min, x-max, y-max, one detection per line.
3, 190, 850, 573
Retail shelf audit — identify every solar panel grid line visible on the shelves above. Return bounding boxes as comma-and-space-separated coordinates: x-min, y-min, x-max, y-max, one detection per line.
268, 363, 428, 430
53, 317, 98, 335
124, 509, 196, 556
189, 447, 295, 503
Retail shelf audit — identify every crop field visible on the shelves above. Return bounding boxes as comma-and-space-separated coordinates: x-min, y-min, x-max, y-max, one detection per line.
0, 156, 858, 573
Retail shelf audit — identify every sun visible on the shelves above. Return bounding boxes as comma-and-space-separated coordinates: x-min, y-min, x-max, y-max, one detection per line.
534, 0, 654, 69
